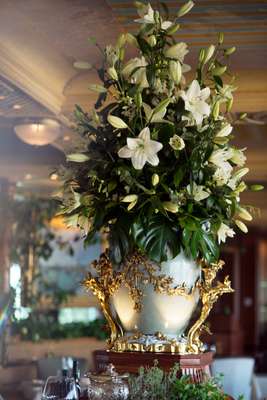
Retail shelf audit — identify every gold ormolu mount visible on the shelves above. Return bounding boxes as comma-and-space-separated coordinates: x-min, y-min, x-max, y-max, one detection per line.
187, 259, 234, 354
83, 252, 234, 354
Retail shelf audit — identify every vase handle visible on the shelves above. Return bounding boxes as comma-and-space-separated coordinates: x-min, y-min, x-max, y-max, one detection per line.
186, 260, 234, 354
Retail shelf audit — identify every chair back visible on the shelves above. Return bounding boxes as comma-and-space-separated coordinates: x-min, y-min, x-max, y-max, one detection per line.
211, 357, 255, 400
253, 375, 267, 400
37, 356, 88, 380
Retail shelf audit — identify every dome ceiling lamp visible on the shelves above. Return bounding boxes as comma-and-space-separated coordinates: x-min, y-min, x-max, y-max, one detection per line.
14, 118, 62, 146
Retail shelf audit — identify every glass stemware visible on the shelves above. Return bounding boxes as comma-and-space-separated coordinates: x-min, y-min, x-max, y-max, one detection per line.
42, 375, 79, 400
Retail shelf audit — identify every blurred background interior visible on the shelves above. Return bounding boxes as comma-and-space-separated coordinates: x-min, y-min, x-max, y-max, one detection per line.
0, 0, 266, 399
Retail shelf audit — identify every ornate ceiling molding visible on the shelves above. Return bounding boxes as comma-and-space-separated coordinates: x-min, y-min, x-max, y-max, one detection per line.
0, 44, 65, 117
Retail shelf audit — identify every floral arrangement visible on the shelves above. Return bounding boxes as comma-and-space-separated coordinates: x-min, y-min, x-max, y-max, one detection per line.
59, 1, 261, 265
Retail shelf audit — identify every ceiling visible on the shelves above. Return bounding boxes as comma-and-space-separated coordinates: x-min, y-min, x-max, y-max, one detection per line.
0, 0, 266, 222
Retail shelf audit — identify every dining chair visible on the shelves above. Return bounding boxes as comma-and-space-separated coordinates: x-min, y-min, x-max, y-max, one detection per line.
211, 357, 255, 400
252, 374, 267, 400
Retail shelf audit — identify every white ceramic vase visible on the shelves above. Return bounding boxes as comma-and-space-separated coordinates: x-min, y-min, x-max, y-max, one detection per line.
111, 250, 201, 338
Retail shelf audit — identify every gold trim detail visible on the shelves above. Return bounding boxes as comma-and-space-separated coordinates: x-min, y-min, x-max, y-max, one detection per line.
111, 335, 188, 354
186, 260, 234, 354
83, 252, 233, 354
83, 252, 123, 347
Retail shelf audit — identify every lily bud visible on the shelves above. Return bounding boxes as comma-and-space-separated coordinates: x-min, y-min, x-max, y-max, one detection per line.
88, 84, 107, 93
240, 113, 247, 120
226, 97, 233, 112
73, 61, 92, 70
212, 102, 220, 120
116, 33, 126, 48
225, 46, 236, 56
119, 47, 125, 61
163, 201, 179, 213
146, 35, 157, 47
235, 219, 248, 233
218, 32, 224, 44
125, 33, 138, 47
235, 182, 247, 193
212, 66, 227, 76
216, 123, 233, 137
127, 199, 138, 211
199, 48, 205, 63
177, 1, 195, 17
232, 168, 249, 181
250, 184, 264, 192
67, 153, 89, 162
203, 45, 216, 64
107, 67, 118, 80
166, 23, 180, 35
237, 207, 253, 221
152, 173, 159, 186
213, 137, 229, 145
169, 60, 182, 85
108, 115, 128, 129
122, 194, 138, 203
92, 109, 100, 125
135, 92, 142, 109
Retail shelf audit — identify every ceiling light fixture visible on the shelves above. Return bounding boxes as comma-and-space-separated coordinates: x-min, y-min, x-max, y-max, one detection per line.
13, 104, 22, 110
14, 119, 62, 146
50, 173, 58, 181
25, 173, 32, 180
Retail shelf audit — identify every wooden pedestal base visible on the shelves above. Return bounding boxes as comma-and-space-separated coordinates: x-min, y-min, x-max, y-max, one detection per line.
93, 350, 214, 384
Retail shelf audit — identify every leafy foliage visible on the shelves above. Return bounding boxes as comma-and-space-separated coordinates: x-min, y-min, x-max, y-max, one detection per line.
12, 316, 107, 342
128, 362, 238, 400
58, 1, 255, 265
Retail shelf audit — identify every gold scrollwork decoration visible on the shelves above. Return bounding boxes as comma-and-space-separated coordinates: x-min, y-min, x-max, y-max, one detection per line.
83, 251, 234, 354
186, 260, 234, 354
83, 251, 123, 347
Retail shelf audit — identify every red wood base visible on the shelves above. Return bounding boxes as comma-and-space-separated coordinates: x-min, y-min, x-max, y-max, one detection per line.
93, 350, 214, 384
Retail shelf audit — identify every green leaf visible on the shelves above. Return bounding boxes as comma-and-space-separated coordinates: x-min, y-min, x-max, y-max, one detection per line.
190, 230, 201, 259
132, 215, 179, 262
109, 216, 132, 264
182, 228, 192, 247
202, 233, 219, 259
179, 216, 199, 231
152, 98, 171, 116
174, 167, 186, 187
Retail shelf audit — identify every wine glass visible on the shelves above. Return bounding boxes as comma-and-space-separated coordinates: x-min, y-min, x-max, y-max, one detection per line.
42, 375, 79, 400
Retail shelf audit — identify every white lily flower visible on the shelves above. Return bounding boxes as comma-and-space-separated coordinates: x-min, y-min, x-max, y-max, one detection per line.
187, 182, 210, 202
169, 134, 185, 150
105, 45, 119, 66
180, 80, 210, 125
213, 162, 233, 186
228, 167, 249, 190
230, 148, 247, 166
209, 148, 233, 168
215, 123, 233, 137
122, 56, 149, 88
134, 3, 155, 24
164, 42, 189, 62
118, 127, 163, 170
217, 222, 235, 244
218, 84, 236, 102
161, 20, 173, 30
